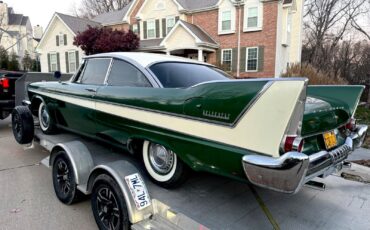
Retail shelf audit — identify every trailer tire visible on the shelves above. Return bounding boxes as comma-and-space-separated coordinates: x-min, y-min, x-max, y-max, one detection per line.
11, 106, 34, 144
52, 151, 84, 204
91, 174, 130, 230
38, 101, 57, 134
142, 140, 189, 188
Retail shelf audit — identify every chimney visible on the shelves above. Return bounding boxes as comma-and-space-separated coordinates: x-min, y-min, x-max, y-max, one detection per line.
33, 25, 43, 39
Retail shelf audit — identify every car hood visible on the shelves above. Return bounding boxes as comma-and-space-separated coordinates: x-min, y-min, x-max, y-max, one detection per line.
301, 97, 350, 136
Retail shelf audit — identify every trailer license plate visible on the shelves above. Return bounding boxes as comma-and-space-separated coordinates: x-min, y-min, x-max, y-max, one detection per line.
125, 173, 151, 210
323, 131, 337, 150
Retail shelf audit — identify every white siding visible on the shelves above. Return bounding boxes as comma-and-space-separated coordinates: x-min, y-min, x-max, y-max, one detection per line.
38, 16, 85, 73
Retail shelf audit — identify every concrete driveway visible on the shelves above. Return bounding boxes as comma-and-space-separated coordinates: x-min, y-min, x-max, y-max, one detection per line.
0, 117, 370, 230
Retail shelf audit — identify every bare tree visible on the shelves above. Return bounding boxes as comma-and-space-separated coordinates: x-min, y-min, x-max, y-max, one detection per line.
76, 0, 133, 19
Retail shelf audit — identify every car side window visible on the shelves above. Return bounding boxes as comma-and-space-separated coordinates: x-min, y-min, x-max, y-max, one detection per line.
80, 58, 111, 85
107, 59, 152, 87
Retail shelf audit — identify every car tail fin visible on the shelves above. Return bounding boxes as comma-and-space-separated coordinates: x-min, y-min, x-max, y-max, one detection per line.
307, 86, 365, 117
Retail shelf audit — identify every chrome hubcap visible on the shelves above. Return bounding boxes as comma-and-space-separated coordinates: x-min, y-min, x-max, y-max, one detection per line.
148, 143, 174, 175
41, 106, 50, 128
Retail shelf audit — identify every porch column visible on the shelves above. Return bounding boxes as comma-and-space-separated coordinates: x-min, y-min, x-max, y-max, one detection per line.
198, 49, 204, 62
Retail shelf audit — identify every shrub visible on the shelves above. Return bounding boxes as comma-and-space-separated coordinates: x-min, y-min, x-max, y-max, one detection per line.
281, 63, 348, 85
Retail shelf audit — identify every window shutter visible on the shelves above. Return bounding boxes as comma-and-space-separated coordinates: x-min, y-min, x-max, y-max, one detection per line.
47, 53, 51, 72
216, 49, 221, 66
76, 51, 79, 68
258, 46, 264, 72
129, 24, 133, 31
155, 19, 160, 38
143, 21, 147, 39
175, 16, 180, 22
56, 35, 59, 46
56, 53, 60, 71
65, 52, 69, 73
232, 48, 238, 73
64, 34, 67, 45
162, 18, 166, 37
137, 23, 141, 35
240, 47, 246, 72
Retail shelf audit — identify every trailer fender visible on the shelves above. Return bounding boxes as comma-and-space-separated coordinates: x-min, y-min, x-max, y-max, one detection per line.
49, 141, 94, 186
87, 161, 154, 224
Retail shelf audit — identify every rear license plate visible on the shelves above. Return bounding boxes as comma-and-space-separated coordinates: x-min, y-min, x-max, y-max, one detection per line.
323, 131, 337, 150
125, 173, 151, 210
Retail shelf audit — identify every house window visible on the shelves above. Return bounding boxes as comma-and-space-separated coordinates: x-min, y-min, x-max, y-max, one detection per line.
147, 20, 156, 39
50, 53, 58, 72
68, 51, 77, 73
132, 24, 138, 34
166, 17, 175, 34
247, 7, 258, 28
221, 11, 232, 31
221, 49, 232, 72
246, 47, 258, 71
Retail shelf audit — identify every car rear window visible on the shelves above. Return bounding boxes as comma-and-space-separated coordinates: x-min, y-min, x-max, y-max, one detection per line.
149, 62, 230, 88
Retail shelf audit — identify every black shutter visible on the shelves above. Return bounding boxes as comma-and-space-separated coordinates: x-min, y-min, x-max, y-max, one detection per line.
216, 49, 221, 66
143, 21, 147, 39
258, 46, 264, 72
175, 16, 180, 22
155, 19, 160, 38
65, 52, 69, 73
56, 53, 60, 71
129, 24, 133, 31
232, 48, 238, 73
47, 53, 51, 72
64, 34, 67, 45
137, 23, 140, 35
162, 18, 166, 37
56, 35, 59, 46
240, 47, 246, 72
76, 51, 79, 68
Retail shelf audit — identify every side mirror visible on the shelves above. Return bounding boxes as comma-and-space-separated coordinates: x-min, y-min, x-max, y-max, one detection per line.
53, 71, 62, 80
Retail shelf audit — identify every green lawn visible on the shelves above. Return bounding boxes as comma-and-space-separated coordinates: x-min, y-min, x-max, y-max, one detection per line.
355, 105, 370, 149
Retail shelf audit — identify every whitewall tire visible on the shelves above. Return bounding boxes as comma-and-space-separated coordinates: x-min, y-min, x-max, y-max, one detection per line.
142, 140, 189, 188
38, 101, 57, 134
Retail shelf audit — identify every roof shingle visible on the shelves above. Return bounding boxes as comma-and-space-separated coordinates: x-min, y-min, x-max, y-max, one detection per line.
56, 13, 101, 34
176, 0, 219, 11
92, 1, 134, 25
180, 20, 217, 45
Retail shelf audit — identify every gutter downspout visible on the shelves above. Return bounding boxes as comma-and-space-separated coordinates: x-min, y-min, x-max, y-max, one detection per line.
236, 3, 242, 78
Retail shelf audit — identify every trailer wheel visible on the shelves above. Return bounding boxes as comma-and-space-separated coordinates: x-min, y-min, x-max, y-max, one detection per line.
142, 140, 188, 188
52, 151, 83, 204
91, 174, 130, 230
11, 106, 34, 144
38, 101, 57, 134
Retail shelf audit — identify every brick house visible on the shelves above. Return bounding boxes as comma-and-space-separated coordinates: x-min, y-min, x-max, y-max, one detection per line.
38, 0, 303, 77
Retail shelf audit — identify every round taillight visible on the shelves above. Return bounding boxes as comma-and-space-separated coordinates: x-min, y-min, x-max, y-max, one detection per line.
345, 118, 356, 131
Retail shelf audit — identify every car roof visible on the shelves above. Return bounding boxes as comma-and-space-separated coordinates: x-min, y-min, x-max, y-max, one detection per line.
86, 52, 213, 68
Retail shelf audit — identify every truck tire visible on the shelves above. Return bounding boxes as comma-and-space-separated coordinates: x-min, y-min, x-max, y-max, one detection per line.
91, 174, 130, 230
52, 151, 84, 204
11, 106, 34, 144
142, 140, 189, 188
38, 101, 57, 134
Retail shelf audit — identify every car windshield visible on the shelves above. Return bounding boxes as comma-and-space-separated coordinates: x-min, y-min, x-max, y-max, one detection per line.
149, 62, 231, 88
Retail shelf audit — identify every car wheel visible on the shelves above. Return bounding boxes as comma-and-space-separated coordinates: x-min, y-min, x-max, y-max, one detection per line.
11, 106, 34, 144
52, 152, 83, 204
91, 174, 130, 230
142, 140, 189, 188
38, 101, 57, 134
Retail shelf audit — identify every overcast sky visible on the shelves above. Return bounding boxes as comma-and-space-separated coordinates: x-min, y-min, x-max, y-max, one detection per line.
5, 0, 81, 29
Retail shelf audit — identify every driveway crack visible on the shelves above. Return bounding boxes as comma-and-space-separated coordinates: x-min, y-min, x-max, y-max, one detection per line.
0, 162, 41, 172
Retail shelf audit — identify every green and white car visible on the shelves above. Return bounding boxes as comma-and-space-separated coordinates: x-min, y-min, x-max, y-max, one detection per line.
25, 52, 368, 193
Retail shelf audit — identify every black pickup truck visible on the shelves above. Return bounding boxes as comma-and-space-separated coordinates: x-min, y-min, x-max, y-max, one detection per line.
0, 70, 24, 119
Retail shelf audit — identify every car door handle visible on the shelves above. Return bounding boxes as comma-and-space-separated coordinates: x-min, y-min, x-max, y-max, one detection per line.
85, 88, 97, 93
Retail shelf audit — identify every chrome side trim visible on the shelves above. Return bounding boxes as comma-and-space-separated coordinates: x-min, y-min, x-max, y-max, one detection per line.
242, 124, 368, 194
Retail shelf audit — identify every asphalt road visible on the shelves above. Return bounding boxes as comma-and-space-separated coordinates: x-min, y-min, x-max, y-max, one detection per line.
1, 116, 370, 230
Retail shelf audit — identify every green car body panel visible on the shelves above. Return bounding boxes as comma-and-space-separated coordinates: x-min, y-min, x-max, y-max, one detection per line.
27, 54, 365, 183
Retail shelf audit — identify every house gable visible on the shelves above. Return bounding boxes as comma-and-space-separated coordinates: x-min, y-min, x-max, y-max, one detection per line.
161, 23, 197, 51
136, 0, 181, 20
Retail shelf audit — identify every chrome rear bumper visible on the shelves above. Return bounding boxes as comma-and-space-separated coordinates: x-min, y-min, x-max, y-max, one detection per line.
242, 125, 368, 194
